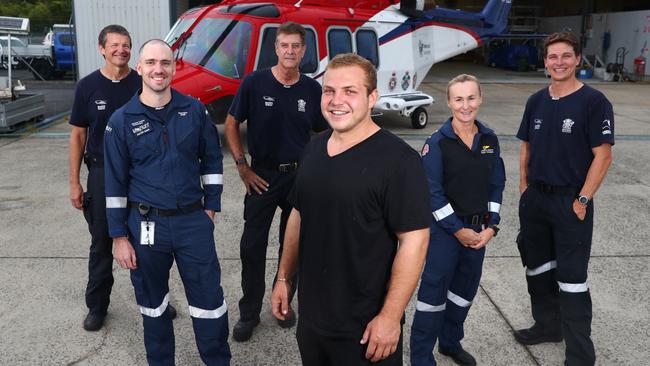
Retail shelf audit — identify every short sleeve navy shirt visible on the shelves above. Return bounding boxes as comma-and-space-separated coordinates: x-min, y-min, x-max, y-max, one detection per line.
69, 69, 141, 160
517, 84, 614, 187
228, 69, 328, 162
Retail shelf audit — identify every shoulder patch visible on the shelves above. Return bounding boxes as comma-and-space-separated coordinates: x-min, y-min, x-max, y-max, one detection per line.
421, 143, 430, 156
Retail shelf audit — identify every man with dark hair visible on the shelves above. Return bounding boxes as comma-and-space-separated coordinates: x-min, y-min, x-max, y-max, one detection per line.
69, 24, 176, 331
225, 21, 327, 342
105, 39, 230, 365
515, 31, 613, 365
271, 53, 431, 365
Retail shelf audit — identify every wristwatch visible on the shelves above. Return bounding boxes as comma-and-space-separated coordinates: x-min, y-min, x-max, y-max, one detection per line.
488, 225, 499, 237
234, 155, 248, 166
577, 195, 590, 205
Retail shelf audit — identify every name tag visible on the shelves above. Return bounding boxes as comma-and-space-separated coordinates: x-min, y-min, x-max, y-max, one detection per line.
140, 221, 155, 245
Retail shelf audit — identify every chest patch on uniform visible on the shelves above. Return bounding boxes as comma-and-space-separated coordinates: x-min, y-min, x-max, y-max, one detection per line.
297, 99, 306, 112
263, 96, 275, 107
534, 119, 542, 130
562, 118, 574, 133
131, 120, 151, 136
602, 119, 612, 135
95, 100, 107, 111
480, 145, 494, 154
178, 111, 188, 117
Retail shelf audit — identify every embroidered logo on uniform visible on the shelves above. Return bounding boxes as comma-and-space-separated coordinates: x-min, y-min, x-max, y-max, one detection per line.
297, 99, 306, 112
561, 118, 574, 133
602, 119, 612, 135
131, 121, 151, 136
95, 100, 107, 111
263, 96, 275, 107
480, 145, 494, 154
105, 125, 112, 133
131, 119, 146, 126
421, 143, 430, 156
534, 118, 542, 130
178, 111, 188, 117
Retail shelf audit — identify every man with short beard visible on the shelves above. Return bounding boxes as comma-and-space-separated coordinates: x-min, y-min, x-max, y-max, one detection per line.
104, 39, 230, 366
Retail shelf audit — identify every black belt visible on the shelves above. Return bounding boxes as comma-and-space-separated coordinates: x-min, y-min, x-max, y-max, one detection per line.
530, 181, 579, 196
84, 155, 103, 168
252, 159, 299, 172
128, 200, 203, 217
459, 213, 489, 226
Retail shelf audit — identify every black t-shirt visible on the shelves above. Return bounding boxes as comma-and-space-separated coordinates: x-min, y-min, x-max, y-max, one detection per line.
69, 69, 141, 160
290, 129, 431, 337
517, 84, 615, 187
228, 69, 328, 162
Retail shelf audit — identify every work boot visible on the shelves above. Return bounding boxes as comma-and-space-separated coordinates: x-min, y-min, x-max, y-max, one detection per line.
83, 311, 106, 331
439, 346, 477, 366
168, 304, 177, 320
514, 323, 563, 345
276, 309, 296, 329
232, 318, 260, 342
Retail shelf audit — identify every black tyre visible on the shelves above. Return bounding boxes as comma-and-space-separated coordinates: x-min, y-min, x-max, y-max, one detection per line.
410, 107, 428, 129
32, 59, 54, 80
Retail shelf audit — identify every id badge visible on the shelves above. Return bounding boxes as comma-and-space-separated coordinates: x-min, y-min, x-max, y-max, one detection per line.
140, 221, 155, 245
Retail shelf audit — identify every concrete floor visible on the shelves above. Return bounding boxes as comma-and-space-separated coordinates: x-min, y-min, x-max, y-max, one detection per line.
0, 62, 648, 365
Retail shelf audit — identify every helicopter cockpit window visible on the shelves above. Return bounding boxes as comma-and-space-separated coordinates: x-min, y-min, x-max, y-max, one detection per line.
355, 30, 379, 67
165, 17, 195, 46
327, 28, 352, 59
256, 27, 318, 74
176, 18, 252, 80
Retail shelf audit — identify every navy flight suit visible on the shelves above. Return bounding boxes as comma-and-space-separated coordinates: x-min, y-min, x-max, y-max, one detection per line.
411, 119, 505, 365
104, 89, 230, 365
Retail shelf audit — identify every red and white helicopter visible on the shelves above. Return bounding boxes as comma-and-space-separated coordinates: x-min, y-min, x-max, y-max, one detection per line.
165, 0, 512, 128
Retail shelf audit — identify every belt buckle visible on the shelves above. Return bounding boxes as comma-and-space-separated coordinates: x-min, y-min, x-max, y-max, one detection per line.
471, 215, 479, 225
278, 163, 295, 172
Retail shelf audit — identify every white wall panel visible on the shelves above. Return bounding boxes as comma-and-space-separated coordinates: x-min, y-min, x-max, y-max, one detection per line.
73, 0, 172, 78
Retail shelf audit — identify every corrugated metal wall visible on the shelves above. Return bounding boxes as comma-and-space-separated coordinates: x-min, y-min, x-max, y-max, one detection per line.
73, 0, 173, 78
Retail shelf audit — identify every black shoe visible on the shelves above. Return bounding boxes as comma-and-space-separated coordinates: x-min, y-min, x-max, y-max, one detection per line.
232, 318, 260, 342
83, 312, 106, 331
513, 324, 563, 345
439, 347, 477, 366
276, 309, 296, 329
168, 304, 177, 320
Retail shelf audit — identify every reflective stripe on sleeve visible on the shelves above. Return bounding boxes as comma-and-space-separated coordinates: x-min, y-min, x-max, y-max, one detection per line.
106, 196, 127, 208
558, 281, 589, 293
488, 201, 501, 213
189, 300, 228, 319
447, 290, 472, 308
416, 300, 446, 312
139, 293, 169, 318
201, 174, 223, 185
526, 260, 557, 276
433, 203, 454, 221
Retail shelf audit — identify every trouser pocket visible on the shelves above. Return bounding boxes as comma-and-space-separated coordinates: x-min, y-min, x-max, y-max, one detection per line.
82, 192, 93, 226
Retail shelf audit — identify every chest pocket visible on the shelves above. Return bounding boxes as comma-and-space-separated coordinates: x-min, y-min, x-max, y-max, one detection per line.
129, 124, 161, 165
176, 120, 199, 157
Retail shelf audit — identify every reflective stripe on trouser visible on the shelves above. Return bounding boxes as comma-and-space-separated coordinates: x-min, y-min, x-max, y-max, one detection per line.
128, 209, 231, 366
518, 186, 595, 365
410, 224, 485, 366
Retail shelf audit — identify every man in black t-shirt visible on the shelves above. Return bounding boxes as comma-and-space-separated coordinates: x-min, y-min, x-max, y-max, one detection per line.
271, 53, 430, 365
225, 21, 327, 342
514, 32, 613, 366
68, 25, 177, 331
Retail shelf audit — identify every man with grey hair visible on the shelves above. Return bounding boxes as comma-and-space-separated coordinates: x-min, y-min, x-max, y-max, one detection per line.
104, 39, 230, 365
